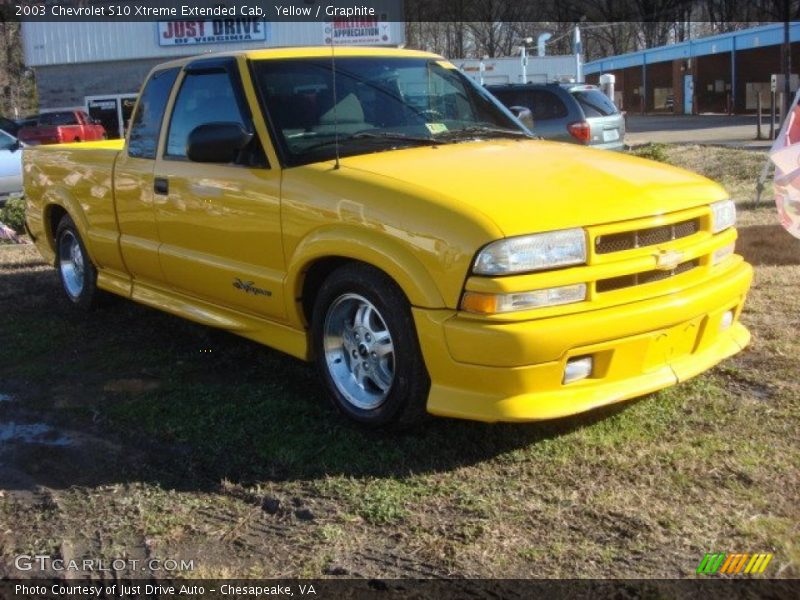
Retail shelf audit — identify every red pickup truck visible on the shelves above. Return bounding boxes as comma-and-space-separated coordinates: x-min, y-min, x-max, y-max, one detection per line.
17, 110, 106, 145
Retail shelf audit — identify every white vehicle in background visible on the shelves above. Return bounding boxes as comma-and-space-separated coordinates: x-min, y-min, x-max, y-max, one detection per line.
455, 54, 580, 86
0, 129, 24, 207
453, 31, 583, 86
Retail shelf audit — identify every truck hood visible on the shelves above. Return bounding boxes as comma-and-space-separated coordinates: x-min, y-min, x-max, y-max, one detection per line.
339, 140, 727, 236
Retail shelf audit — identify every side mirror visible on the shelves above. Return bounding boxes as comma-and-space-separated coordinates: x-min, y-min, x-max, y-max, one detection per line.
509, 106, 535, 132
9, 140, 21, 153
186, 122, 254, 163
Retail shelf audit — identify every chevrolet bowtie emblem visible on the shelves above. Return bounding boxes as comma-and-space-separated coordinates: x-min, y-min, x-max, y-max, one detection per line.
654, 249, 684, 270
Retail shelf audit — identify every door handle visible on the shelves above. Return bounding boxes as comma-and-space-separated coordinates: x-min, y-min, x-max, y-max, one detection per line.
154, 177, 169, 195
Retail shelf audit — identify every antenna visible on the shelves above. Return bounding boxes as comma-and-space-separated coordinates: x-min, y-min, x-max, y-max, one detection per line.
328, 31, 341, 170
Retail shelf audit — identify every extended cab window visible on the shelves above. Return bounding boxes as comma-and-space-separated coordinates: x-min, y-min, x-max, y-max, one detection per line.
128, 67, 179, 159
166, 71, 248, 160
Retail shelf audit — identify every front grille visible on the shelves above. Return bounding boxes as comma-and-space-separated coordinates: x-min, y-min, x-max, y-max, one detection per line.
596, 260, 699, 293
595, 219, 699, 254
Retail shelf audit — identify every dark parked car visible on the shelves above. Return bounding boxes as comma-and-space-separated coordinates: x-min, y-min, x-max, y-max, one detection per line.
487, 83, 625, 150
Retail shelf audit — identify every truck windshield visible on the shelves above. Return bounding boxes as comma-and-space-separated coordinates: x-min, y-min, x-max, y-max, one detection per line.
252, 57, 526, 166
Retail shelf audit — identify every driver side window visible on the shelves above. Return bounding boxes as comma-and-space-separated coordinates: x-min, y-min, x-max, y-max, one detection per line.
165, 71, 248, 160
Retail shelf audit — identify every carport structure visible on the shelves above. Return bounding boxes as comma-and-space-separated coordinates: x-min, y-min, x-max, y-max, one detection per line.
585, 23, 800, 115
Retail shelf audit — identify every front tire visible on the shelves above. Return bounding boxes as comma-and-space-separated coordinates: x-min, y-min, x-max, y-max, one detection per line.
55, 214, 100, 309
311, 263, 430, 428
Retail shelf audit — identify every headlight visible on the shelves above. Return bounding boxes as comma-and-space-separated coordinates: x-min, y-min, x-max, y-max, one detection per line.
711, 200, 736, 233
461, 283, 587, 314
473, 228, 587, 275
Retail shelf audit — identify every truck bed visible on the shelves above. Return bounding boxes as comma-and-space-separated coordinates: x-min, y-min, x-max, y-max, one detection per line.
23, 139, 125, 267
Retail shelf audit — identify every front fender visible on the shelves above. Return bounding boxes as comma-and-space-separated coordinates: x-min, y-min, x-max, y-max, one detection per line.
286, 225, 448, 326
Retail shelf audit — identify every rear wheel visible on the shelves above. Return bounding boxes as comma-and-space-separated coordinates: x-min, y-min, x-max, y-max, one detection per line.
311, 263, 430, 428
55, 214, 100, 309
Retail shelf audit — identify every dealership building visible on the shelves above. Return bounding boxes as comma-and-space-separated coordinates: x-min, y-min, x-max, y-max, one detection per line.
21, 20, 405, 138
585, 23, 800, 114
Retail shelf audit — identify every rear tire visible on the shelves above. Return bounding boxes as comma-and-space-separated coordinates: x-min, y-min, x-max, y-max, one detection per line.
311, 263, 430, 428
55, 214, 101, 310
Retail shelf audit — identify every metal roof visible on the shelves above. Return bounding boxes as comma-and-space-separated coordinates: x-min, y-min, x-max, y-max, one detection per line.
585, 23, 800, 75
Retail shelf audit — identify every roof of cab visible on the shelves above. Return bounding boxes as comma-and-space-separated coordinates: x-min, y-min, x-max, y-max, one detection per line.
246, 46, 443, 60
154, 46, 443, 70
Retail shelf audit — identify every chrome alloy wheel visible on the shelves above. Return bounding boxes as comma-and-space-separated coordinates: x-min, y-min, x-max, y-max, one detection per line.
323, 293, 395, 410
59, 230, 85, 299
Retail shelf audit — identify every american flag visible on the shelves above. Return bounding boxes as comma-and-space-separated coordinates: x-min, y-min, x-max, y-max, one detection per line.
769, 90, 800, 239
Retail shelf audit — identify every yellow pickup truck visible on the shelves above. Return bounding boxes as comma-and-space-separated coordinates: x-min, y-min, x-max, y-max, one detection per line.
24, 47, 752, 427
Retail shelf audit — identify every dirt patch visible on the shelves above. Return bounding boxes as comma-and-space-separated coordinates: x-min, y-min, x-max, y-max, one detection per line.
737, 223, 800, 267
103, 379, 162, 394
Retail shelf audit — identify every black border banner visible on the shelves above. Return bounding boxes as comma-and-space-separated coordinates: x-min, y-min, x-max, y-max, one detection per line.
2, 1, 402, 23
2, 579, 799, 600
1, 0, 800, 23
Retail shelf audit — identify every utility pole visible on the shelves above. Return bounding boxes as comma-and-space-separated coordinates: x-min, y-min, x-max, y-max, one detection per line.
519, 37, 532, 84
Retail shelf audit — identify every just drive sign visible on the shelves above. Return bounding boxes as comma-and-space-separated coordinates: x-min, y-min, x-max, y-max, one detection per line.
157, 19, 268, 46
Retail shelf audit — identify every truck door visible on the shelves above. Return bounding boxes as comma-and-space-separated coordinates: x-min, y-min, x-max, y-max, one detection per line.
152, 58, 286, 321
114, 67, 179, 284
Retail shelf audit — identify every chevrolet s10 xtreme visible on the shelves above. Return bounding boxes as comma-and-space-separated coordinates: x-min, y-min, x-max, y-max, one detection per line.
24, 47, 752, 427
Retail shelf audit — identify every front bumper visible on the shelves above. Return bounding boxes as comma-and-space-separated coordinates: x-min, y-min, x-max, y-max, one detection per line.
589, 138, 626, 151
414, 260, 752, 422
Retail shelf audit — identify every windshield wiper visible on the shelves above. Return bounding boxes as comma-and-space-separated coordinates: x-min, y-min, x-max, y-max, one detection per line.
437, 126, 532, 140
300, 131, 441, 154
351, 131, 442, 145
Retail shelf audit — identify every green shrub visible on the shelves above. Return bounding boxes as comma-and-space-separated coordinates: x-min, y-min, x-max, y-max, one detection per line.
630, 143, 669, 163
0, 196, 25, 233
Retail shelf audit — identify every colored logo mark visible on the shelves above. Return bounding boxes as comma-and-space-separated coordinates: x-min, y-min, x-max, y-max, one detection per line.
696, 553, 773, 575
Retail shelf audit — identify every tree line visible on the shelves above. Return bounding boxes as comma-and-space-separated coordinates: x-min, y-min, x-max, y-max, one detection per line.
404, 0, 800, 60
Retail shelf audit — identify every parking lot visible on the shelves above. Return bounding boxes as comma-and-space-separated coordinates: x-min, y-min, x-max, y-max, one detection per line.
626, 114, 776, 149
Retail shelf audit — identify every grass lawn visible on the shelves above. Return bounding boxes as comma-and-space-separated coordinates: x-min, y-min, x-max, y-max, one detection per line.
0, 144, 797, 579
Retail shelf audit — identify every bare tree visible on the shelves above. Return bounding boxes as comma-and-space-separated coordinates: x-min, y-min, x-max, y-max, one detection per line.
404, 0, 800, 61
465, 0, 527, 58
0, 22, 37, 118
